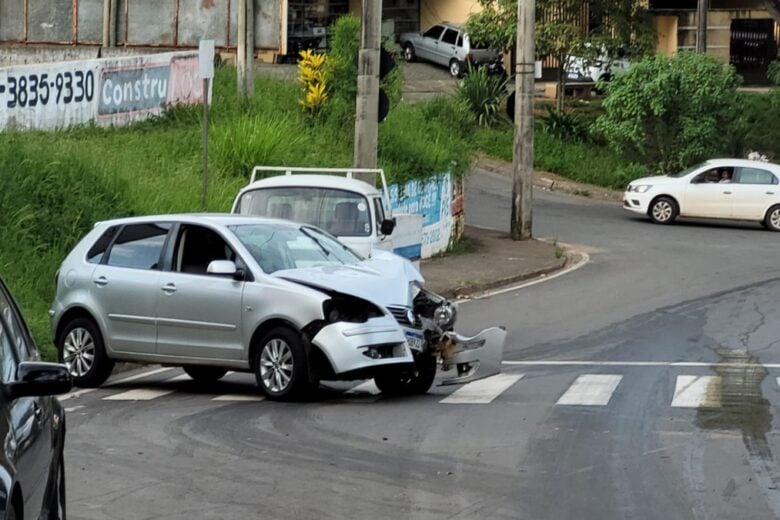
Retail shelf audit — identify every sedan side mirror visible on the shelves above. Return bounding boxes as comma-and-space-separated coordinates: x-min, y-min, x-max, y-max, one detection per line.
207, 260, 245, 281
380, 218, 396, 236
6, 362, 72, 400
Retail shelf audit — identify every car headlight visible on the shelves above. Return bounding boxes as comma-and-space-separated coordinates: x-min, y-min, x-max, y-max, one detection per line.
322, 295, 384, 324
627, 185, 651, 193
433, 303, 457, 329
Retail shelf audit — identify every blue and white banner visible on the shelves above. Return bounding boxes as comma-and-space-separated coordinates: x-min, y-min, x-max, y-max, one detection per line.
389, 173, 454, 259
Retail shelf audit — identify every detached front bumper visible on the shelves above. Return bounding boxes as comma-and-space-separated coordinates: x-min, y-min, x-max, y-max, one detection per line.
311, 315, 413, 375
622, 191, 652, 215
436, 327, 508, 385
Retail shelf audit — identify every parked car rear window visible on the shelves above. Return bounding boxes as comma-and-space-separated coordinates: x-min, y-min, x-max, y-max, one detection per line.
106, 223, 171, 270
441, 29, 458, 45
236, 187, 372, 237
738, 167, 778, 185
87, 226, 120, 264
423, 25, 444, 40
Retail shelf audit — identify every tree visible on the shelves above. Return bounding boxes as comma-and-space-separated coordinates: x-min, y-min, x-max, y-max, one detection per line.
465, 0, 655, 111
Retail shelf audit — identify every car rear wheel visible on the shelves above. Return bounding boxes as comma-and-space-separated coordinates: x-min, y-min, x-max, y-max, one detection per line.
449, 59, 464, 78
183, 366, 228, 383
649, 196, 678, 225
59, 318, 114, 387
764, 205, 780, 231
403, 44, 416, 62
254, 327, 315, 401
374, 353, 437, 396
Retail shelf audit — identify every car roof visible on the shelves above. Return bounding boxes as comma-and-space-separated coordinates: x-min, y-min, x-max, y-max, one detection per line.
240, 174, 381, 196
437, 22, 462, 30
704, 158, 780, 170
94, 213, 303, 229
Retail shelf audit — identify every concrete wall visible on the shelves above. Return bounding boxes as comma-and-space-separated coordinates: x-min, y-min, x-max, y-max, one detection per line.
420, 0, 481, 30
653, 15, 678, 57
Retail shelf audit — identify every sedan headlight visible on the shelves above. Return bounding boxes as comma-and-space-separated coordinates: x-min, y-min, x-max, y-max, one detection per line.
627, 184, 652, 193
322, 295, 384, 324
433, 303, 457, 329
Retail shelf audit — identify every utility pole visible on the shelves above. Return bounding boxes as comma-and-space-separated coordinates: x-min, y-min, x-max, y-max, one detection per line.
696, 0, 708, 53
237, 0, 247, 96
245, 0, 255, 97
353, 0, 382, 185
511, 0, 535, 240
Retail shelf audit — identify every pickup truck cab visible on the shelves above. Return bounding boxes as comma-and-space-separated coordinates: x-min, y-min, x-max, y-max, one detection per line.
231, 167, 398, 259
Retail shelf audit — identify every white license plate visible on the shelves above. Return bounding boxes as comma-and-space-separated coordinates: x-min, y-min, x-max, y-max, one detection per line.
405, 332, 424, 350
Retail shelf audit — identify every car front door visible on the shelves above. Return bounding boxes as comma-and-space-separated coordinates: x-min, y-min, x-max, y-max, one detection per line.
155, 224, 245, 361
730, 166, 779, 220
0, 287, 47, 520
418, 25, 444, 62
91, 222, 172, 355
682, 168, 734, 218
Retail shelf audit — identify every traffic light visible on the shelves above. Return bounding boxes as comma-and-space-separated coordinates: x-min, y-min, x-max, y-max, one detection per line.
378, 47, 396, 123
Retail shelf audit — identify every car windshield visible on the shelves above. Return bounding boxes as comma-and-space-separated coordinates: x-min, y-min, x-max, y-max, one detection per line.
229, 223, 362, 274
235, 187, 372, 237
668, 162, 708, 178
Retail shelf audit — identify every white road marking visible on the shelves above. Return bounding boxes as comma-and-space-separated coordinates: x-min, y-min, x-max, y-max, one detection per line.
502, 360, 780, 368
346, 380, 381, 396
671, 375, 721, 408
64, 405, 84, 413
440, 373, 523, 404
166, 374, 191, 383
556, 374, 623, 406
103, 389, 174, 401
58, 366, 175, 401
212, 394, 265, 402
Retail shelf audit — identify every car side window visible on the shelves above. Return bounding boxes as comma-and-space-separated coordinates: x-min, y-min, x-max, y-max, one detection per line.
87, 225, 121, 264
737, 167, 778, 185
441, 29, 458, 45
105, 223, 171, 270
173, 225, 237, 275
692, 169, 721, 184
373, 198, 386, 235
457, 35, 464, 47
423, 25, 444, 40
0, 287, 36, 362
0, 314, 19, 385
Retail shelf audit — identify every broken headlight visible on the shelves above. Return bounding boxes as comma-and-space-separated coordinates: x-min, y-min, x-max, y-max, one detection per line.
433, 303, 457, 329
322, 295, 384, 324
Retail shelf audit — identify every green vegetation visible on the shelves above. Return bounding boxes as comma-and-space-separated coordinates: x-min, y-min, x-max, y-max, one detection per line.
0, 66, 469, 359
457, 65, 509, 127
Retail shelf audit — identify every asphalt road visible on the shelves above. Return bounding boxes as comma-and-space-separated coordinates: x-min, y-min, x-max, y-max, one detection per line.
63, 169, 780, 519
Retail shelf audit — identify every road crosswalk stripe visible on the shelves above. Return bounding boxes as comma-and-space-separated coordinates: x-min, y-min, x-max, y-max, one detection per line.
346, 381, 381, 396
671, 375, 721, 408
555, 374, 623, 406
212, 394, 265, 402
440, 373, 524, 404
103, 389, 175, 401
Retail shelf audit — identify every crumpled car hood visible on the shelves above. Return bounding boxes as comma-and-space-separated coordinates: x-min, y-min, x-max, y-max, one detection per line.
271, 251, 423, 306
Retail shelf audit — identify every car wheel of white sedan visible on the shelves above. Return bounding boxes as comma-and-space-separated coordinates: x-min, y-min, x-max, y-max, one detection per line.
649, 196, 678, 225
254, 327, 314, 401
764, 205, 780, 231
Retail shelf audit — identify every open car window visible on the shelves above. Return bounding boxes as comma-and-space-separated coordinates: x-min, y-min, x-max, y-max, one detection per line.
174, 225, 237, 275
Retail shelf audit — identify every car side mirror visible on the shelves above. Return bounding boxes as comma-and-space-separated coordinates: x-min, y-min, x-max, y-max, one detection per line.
380, 218, 396, 236
207, 260, 245, 281
6, 362, 72, 400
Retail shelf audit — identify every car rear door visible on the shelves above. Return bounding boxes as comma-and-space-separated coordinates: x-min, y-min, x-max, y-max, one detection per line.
730, 166, 779, 220
155, 224, 245, 361
91, 222, 172, 355
438, 28, 459, 66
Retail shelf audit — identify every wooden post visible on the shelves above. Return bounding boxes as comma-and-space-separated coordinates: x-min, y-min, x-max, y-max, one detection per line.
697, 0, 708, 53
353, 0, 382, 185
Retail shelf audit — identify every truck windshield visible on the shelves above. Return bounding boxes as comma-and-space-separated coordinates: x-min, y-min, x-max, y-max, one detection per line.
235, 187, 372, 237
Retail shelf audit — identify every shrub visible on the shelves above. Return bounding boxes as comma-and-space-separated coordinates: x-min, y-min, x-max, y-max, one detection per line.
297, 50, 329, 115
456, 65, 509, 127
539, 106, 588, 142
594, 52, 742, 174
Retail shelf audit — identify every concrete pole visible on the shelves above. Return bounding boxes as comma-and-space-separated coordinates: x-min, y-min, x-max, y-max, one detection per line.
353, 0, 382, 185
245, 0, 255, 97
108, 0, 118, 47
511, 0, 535, 241
102, 0, 110, 47
237, 0, 247, 97
697, 0, 708, 53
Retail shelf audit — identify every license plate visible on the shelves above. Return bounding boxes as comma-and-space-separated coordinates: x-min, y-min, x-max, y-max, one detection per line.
405, 331, 424, 350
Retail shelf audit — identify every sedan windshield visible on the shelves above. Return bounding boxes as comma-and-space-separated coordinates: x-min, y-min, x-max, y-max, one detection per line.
668, 162, 708, 178
229, 223, 362, 274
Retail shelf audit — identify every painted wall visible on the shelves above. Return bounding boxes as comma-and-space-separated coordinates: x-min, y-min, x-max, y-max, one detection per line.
652, 15, 678, 57
420, 0, 482, 30
0, 51, 209, 131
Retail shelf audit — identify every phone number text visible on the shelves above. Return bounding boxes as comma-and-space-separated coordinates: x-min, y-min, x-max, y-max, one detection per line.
0, 70, 95, 108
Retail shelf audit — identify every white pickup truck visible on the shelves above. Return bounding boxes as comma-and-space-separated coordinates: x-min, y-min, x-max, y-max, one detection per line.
230, 166, 421, 261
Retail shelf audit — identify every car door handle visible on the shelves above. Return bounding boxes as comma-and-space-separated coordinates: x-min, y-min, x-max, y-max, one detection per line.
93, 276, 108, 287
723, 191, 732, 195
161, 283, 177, 294
767, 192, 775, 195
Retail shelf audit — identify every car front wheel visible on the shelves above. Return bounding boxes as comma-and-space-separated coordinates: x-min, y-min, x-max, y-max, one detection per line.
649, 196, 678, 225
403, 44, 416, 62
764, 205, 780, 231
59, 318, 114, 387
254, 327, 315, 401
374, 353, 437, 396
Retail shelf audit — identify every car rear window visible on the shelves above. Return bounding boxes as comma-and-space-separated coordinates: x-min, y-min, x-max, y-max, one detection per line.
441, 29, 458, 45
105, 223, 171, 270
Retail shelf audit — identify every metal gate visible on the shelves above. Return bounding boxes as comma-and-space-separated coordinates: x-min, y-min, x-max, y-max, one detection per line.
730, 18, 777, 85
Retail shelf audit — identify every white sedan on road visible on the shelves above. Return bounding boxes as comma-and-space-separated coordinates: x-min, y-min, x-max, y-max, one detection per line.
623, 158, 780, 230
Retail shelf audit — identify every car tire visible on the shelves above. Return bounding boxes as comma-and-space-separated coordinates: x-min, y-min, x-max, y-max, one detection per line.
374, 353, 437, 396
47, 449, 66, 520
648, 196, 678, 225
403, 44, 416, 62
183, 366, 228, 383
764, 205, 780, 231
7, 503, 17, 520
253, 327, 315, 401
58, 318, 114, 387
449, 59, 464, 78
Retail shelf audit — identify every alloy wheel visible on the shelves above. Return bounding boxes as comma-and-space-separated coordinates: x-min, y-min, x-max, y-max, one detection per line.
63, 327, 95, 377
259, 339, 294, 393
652, 200, 673, 222
771, 208, 780, 230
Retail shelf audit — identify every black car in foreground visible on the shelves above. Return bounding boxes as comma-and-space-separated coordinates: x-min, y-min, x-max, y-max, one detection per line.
0, 277, 72, 519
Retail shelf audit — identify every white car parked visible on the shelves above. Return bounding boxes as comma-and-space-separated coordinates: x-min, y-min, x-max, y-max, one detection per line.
624, 158, 780, 230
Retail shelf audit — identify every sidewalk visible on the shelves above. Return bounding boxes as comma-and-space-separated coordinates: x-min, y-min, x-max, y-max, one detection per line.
420, 226, 567, 299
